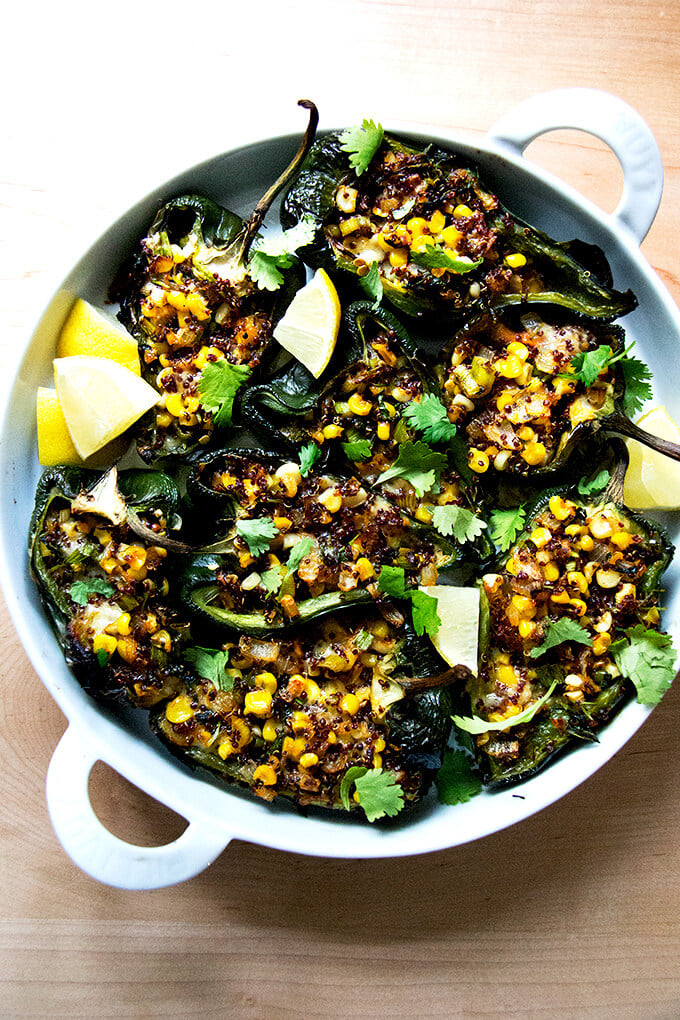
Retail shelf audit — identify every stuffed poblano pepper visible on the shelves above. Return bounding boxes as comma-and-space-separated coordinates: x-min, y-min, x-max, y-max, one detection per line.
152, 611, 455, 816
281, 126, 636, 323
111, 101, 318, 461
460, 475, 675, 786
29, 466, 191, 706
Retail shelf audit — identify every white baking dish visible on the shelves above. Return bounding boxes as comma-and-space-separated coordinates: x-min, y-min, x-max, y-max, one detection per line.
2, 88, 678, 889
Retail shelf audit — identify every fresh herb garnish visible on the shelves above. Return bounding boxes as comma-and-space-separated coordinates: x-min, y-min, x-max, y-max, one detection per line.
299, 442, 321, 477
436, 749, 483, 805
432, 505, 486, 544
488, 505, 526, 552
377, 565, 407, 599
354, 628, 373, 651
564, 342, 652, 413
403, 394, 457, 444
285, 536, 315, 576
620, 357, 653, 416
452, 680, 559, 734
235, 517, 278, 557
96, 649, 110, 668
247, 215, 316, 291
197, 360, 251, 427
376, 440, 447, 497
184, 646, 234, 692
339, 119, 384, 176
610, 623, 677, 705
411, 246, 483, 274
359, 261, 383, 306
260, 567, 284, 595
577, 469, 611, 496
339, 766, 404, 822
342, 438, 373, 461
68, 578, 115, 606
528, 617, 593, 659
377, 566, 440, 637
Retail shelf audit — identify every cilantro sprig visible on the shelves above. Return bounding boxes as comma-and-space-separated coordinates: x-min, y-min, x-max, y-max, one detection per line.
197, 360, 251, 427
376, 440, 447, 497
436, 749, 483, 805
411, 246, 483, 275
563, 342, 653, 416
339, 119, 384, 177
431, 505, 486, 544
339, 766, 404, 822
235, 517, 278, 557
261, 537, 316, 597
577, 469, 610, 496
359, 262, 383, 307
528, 618, 593, 659
488, 505, 526, 552
299, 442, 321, 477
342, 437, 373, 461
68, 578, 115, 606
184, 646, 234, 692
403, 394, 457, 445
611, 624, 677, 705
247, 215, 316, 291
377, 566, 441, 638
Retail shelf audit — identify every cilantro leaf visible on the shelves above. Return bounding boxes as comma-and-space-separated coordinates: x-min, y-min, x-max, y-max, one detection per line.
577, 469, 611, 496
409, 588, 441, 638
247, 216, 316, 291
489, 505, 526, 552
436, 749, 482, 805
339, 119, 384, 176
285, 536, 315, 577
621, 356, 653, 417
184, 646, 233, 692
197, 360, 251, 427
69, 578, 115, 606
377, 565, 406, 599
342, 438, 373, 461
403, 394, 457, 444
359, 262, 383, 306
610, 623, 677, 705
432, 505, 486, 544
411, 246, 482, 274
528, 617, 593, 659
354, 629, 373, 651
260, 567, 284, 595
299, 442, 321, 477
340, 767, 404, 822
566, 345, 614, 387
96, 649, 110, 667
452, 680, 559, 734
376, 440, 447, 497
235, 517, 277, 557
247, 250, 294, 291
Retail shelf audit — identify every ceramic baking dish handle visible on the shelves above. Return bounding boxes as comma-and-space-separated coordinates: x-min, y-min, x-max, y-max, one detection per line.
46, 726, 230, 889
487, 87, 663, 244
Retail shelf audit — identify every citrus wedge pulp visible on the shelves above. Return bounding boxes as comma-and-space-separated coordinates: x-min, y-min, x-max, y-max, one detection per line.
36, 387, 83, 465
419, 585, 480, 674
53, 356, 159, 459
272, 268, 341, 378
623, 405, 680, 510
57, 298, 141, 375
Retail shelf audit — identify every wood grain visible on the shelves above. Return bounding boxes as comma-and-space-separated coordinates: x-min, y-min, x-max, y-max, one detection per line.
2, 1, 680, 1016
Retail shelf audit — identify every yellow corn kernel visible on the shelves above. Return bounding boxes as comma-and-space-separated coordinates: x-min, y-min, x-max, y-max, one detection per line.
505, 555, 519, 576
389, 248, 409, 268
166, 290, 188, 311
543, 563, 560, 582
244, 690, 273, 717
322, 423, 344, 440
411, 234, 435, 253
567, 571, 588, 594
496, 391, 515, 413
304, 678, 322, 703
154, 256, 173, 273
319, 488, 342, 513
92, 633, 117, 656
186, 292, 210, 319
299, 752, 319, 769
453, 204, 473, 218
282, 736, 306, 761
414, 504, 433, 524
165, 393, 185, 417
376, 421, 391, 441
348, 393, 372, 416
239, 551, 254, 570
406, 216, 429, 238
511, 594, 536, 618
498, 355, 523, 379
373, 738, 386, 754
273, 517, 292, 533
522, 441, 547, 466
440, 225, 463, 247
429, 210, 446, 233
115, 636, 137, 663
507, 341, 529, 361
578, 534, 595, 552
183, 395, 200, 414
592, 633, 612, 656
115, 613, 131, 636
505, 252, 527, 269
217, 738, 236, 759
229, 717, 251, 750
611, 530, 634, 550
615, 583, 637, 604
100, 556, 118, 574
194, 347, 210, 371
468, 449, 489, 473
254, 671, 278, 695
166, 695, 194, 724
530, 527, 551, 549
156, 412, 172, 428
518, 619, 536, 639
551, 590, 572, 604
549, 495, 575, 521
554, 378, 576, 399
570, 598, 587, 617
496, 664, 518, 686
517, 426, 536, 442
589, 514, 613, 540
340, 693, 360, 715
262, 718, 278, 742
123, 545, 147, 571
253, 764, 278, 786
356, 557, 375, 581
565, 523, 583, 536
291, 710, 310, 732
158, 353, 172, 368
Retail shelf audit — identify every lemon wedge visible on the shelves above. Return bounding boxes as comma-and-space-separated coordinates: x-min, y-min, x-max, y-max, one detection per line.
272, 269, 341, 378
36, 387, 127, 467
57, 298, 141, 376
419, 585, 480, 673
624, 405, 680, 510
53, 356, 159, 459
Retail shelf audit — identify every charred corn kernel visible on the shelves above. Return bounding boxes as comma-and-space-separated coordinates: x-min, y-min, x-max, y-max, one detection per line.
429, 210, 446, 233
115, 613, 131, 636
116, 636, 138, 663
355, 557, 375, 581
322, 423, 344, 440
389, 248, 409, 268
565, 523, 583, 536
507, 341, 529, 360
468, 448, 489, 473
271, 517, 291, 534
570, 598, 587, 616
303, 679, 322, 703
229, 718, 250, 751
589, 513, 613, 539
158, 354, 172, 368
543, 563, 560, 582
376, 421, 391, 440
551, 590, 572, 604
299, 752, 319, 769
165, 393, 185, 417
411, 235, 435, 252
530, 527, 551, 549
440, 225, 463, 246
595, 568, 621, 589
579, 534, 595, 552
291, 711, 310, 733
517, 425, 536, 442
615, 582, 637, 604
611, 530, 634, 550
166, 695, 194, 724
100, 556, 117, 574
244, 690, 273, 717
262, 718, 278, 742
505, 252, 527, 269
217, 738, 237, 759
186, 292, 210, 319
496, 391, 515, 412
453, 204, 473, 218
549, 495, 575, 521
340, 693, 360, 715
592, 633, 612, 656
496, 664, 518, 686
522, 441, 547, 466
92, 633, 117, 656
282, 736, 306, 760
155, 256, 173, 272
124, 545, 147, 570
275, 463, 301, 498
511, 594, 535, 617
319, 488, 342, 513
254, 672, 278, 695
406, 216, 429, 238
239, 551, 254, 569
414, 504, 433, 524
156, 412, 172, 428
595, 611, 613, 633
497, 355, 523, 379
151, 630, 171, 652
183, 395, 200, 414
348, 393, 372, 416
567, 571, 588, 594
506, 555, 519, 576
253, 764, 277, 786
518, 619, 536, 639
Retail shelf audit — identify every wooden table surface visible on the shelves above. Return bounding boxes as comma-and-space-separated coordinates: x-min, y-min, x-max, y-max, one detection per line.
3, 1, 680, 1016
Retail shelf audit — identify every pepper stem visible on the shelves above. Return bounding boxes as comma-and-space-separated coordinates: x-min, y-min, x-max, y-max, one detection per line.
605, 411, 680, 463
398, 665, 474, 694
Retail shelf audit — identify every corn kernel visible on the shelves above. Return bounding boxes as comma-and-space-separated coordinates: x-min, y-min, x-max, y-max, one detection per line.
273, 516, 292, 532
589, 513, 613, 540
356, 557, 375, 581
116, 636, 138, 663
377, 421, 391, 441
411, 234, 435, 253
282, 736, 306, 760
549, 495, 575, 521
611, 530, 634, 550
156, 412, 172, 428
92, 633, 117, 656
239, 551, 254, 569
166, 695, 194, 724
518, 619, 536, 639
114, 613, 131, 636
340, 693, 360, 715
252, 763, 277, 786
414, 504, 433, 524
262, 718, 278, 742
406, 216, 429, 238
291, 711, 310, 733
254, 671, 278, 695
505, 252, 527, 269
299, 752, 319, 769
592, 633, 612, 656
217, 738, 236, 759
567, 571, 588, 594
570, 598, 587, 616
522, 441, 547, 466
496, 664, 518, 686
348, 393, 372, 416
543, 563, 560, 582
506, 341, 529, 361
186, 292, 210, 319
244, 690, 273, 717
498, 354, 523, 379
165, 393, 185, 417
511, 594, 535, 617
578, 535, 595, 552
323, 423, 344, 439
230, 717, 251, 749
429, 210, 446, 233
551, 590, 572, 604
468, 449, 489, 473
319, 488, 342, 513
453, 204, 473, 218
389, 248, 409, 268
530, 527, 551, 549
